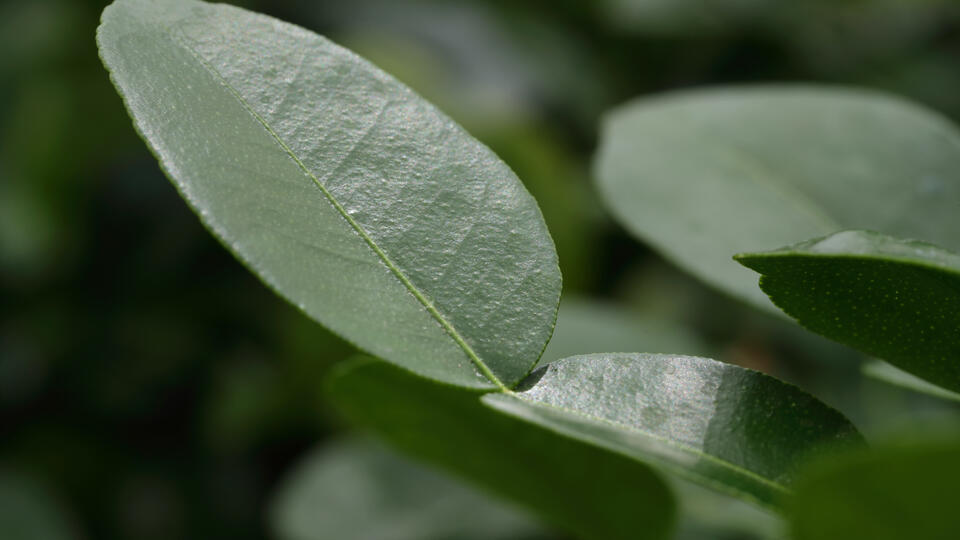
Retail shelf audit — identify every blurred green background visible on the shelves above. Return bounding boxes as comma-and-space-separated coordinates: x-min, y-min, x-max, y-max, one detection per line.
2, 0, 960, 538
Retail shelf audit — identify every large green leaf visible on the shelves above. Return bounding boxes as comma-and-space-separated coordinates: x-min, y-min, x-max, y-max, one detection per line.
736, 230, 960, 393
789, 437, 960, 540
595, 86, 960, 312
97, 0, 561, 390
327, 357, 676, 540
270, 437, 547, 540
484, 353, 864, 511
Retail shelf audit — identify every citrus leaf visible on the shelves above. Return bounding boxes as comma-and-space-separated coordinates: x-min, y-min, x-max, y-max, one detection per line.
484, 353, 864, 511
327, 357, 676, 540
789, 437, 960, 540
595, 86, 960, 312
736, 230, 960, 393
97, 0, 560, 390
270, 437, 547, 540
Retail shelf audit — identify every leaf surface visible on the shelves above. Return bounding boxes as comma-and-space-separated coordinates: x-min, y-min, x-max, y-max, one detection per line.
270, 437, 546, 540
737, 230, 960, 392
595, 86, 960, 311
97, 0, 560, 389
789, 437, 960, 540
484, 353, 864, 510
327, 357, 676, 540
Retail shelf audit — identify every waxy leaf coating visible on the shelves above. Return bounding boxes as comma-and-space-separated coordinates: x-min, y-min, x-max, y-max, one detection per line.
596, 87, 960, 312
484, 353, 864, 510
97, 0, 561, 389
328, 357, 676, 540
737, 230, 960, 393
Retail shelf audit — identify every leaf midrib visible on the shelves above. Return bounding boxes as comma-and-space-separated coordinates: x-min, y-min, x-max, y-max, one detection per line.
164, 27, 507, 391
500, 393, 790, 509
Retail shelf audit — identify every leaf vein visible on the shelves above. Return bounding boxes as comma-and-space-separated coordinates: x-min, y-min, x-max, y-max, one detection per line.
166, 28, 507, 390
505, 393, 791, 506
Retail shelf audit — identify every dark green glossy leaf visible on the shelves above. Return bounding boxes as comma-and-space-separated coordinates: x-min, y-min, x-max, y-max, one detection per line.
327, 357, 676, 540
863, 360, 960, 404
97, 0, 560, 390
484, 353, 864, 511
270, 437, 546, 540
595, 86, 960, 312
789, 437, 960, 540
736, 230, 960, 393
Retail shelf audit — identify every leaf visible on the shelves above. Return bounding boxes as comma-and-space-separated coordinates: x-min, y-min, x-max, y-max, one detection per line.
270, 437, 547, 540
600, 0, 767, 37
595, 86, 960, 312
538, 301, 782, 535
327, 357, 677, 540
863, 360, 960, 404
97, 0, 561, 390
484, 353, 864, 511
539, 297, 711, 366
736, 230, 960, 393
669, 478, 783, 540
789, 437, 960, 540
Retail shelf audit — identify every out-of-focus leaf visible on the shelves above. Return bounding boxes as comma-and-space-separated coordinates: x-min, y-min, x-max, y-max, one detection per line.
595, 86, 960, 312
484, 353, 864, 510
863, 361, 960, 404
0, 470, 78, 540
789, 436, 960, 540
327, 357, 676, 540
539, 297, 710, 366
737, 230, 960, 393
97, 0, 560, 390
270, 437, 546, 540
600, 0, 770, 36
669, 477, 782, 540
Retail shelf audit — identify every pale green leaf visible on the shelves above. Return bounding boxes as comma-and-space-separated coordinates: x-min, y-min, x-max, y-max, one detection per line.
270, 437, 547, 540
595, 86, 960, 312
484, 353, 864, 511
328, 357, 676, 540
97, 0, 561, 390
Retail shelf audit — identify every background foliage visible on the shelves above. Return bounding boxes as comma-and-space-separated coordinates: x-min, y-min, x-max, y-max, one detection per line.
3, 0, 960, 538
